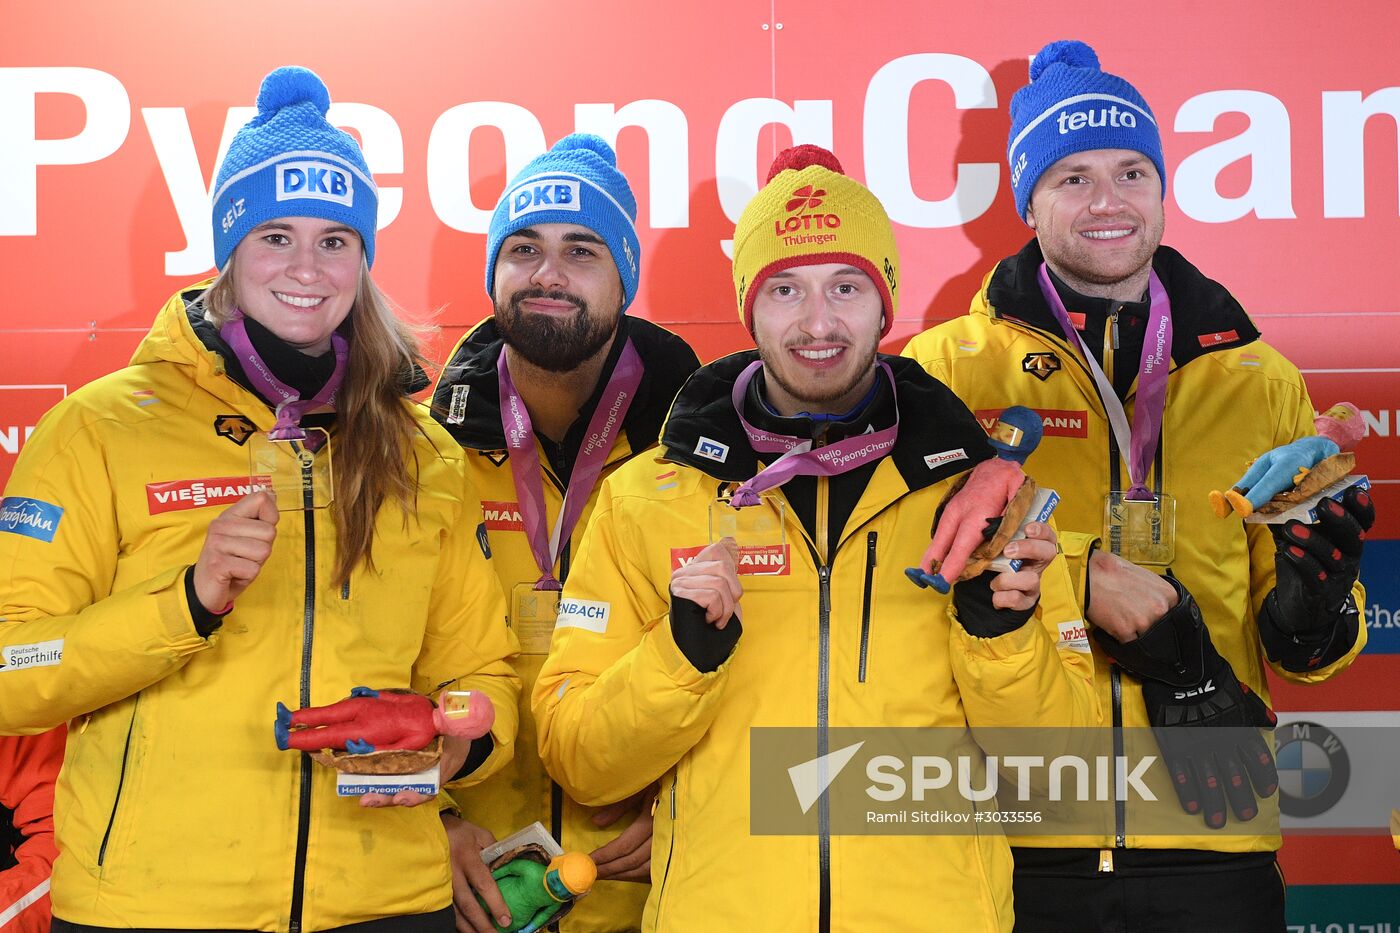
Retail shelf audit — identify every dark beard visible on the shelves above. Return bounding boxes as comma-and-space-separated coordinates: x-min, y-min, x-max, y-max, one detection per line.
495, 288, 618, 372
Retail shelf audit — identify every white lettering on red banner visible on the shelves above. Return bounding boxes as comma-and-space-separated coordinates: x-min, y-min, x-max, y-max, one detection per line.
976, 409, 1089, 439
146, 476, 271, 514
671, 543, 790, 576
481, 500, 524, 530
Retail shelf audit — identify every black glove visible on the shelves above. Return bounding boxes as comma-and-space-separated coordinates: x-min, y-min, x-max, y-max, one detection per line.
951, 570, 1035, 638
1094, 576, 1278, 829
1259, 484, 1374, 671
669, 593, 742, 673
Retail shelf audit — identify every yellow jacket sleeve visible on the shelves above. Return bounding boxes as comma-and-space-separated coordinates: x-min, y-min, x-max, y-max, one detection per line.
532, 490, 732, 807
0, 402, 212, 734
948, 529, 1100, 729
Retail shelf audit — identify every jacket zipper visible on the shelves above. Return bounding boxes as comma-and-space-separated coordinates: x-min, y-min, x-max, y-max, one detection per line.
654, 775, 678, 927
809, 471, 833, 933
1112, 665, 1126, 851
817, 562, 832, 933
858, 532, 877, 683
1153, 435, 1166, 551
97, 698, 140, 868
551, 783, 564, 846
288, 451, 318, 933
546, 450, 570, 844
1107, 409, 1128, 855
1108, 414, 1123, 556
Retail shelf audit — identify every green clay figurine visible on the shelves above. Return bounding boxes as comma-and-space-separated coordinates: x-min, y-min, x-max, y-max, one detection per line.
478, 851, 596, 933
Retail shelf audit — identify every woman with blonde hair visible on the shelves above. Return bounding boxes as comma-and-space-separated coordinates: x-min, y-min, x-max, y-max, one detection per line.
0, 66, 518, 932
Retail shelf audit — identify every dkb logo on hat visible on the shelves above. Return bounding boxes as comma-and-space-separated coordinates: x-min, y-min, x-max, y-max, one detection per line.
508, 179, 582, 220
276, 161, 353, 206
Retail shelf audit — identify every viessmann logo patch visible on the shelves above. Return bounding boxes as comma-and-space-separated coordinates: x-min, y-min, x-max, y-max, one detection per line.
975, 408, 1089, 439
671, 544, 791, 576
146, 476, 271, 514
481, 500, 524, 531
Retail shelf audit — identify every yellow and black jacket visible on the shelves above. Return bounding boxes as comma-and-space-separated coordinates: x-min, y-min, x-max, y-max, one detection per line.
533, 353, 1098, 932
903, 240, 1366, 856
0, 285, 519, 930
429, 316, 699, 932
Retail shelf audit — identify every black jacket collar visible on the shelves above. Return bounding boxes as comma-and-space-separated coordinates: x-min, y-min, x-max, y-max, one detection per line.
986, 239, 1261, 367
430, 314, 702, 455
181, 286, 430, 400
660, 351, 993, 491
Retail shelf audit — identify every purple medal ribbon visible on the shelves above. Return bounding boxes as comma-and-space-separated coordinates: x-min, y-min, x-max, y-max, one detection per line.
1036, 263, 1171, 500
220, 310, 348, 441
728, 360, 899, 508
498, 339, 643, 590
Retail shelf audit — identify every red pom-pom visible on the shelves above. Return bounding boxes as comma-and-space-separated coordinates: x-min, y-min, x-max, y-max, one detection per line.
765, 145, 844, 183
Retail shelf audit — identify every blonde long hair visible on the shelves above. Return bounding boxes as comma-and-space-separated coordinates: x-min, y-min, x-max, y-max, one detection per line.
197, 260, 426, 588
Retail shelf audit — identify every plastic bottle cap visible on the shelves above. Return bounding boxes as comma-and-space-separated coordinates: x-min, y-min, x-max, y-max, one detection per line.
548, 852, 598, 897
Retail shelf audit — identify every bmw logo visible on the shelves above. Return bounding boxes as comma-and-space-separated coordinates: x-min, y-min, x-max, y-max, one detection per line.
1275, 721, 1350, 818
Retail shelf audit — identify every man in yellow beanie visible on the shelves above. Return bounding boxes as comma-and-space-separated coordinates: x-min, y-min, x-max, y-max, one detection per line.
531, 145, 1099, 931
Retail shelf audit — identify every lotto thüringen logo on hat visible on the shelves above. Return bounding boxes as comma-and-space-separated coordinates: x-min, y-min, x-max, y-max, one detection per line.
211, 66, 380, 270
485, 133, 642, 312
731, 145, 900, 337
1007, 40, 1165, 222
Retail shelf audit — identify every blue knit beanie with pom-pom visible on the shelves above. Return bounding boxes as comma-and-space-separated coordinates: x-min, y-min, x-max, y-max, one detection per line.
210, 66, 379, 269
1007, 40, 1165, 222
485, 133, 641, 312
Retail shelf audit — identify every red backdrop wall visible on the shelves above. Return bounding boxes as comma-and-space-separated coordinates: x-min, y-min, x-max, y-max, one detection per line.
3, 1, 1398, 916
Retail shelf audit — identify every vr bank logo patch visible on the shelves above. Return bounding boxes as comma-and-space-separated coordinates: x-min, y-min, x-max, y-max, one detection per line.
694, 436, 730, 463
1057, 620, 1091, 654
0, 638, 64, 672
556, 599, 610, 634
509, 180, 581, 219
0, 497, 63, 543
276, 161, 354, 206
923, 448, 968, 470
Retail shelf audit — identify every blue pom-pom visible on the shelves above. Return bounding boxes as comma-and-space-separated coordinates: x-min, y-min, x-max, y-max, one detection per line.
257, 66, 331, 116
552, 133, 617, 166
1030, 40, 1100, 81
